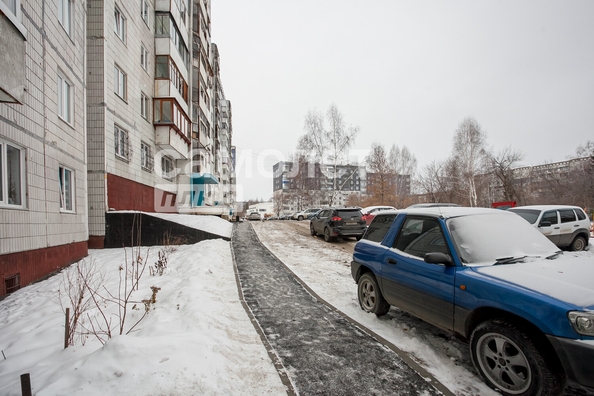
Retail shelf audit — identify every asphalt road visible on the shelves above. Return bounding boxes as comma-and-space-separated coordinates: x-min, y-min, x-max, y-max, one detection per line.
232, 221, 451, 396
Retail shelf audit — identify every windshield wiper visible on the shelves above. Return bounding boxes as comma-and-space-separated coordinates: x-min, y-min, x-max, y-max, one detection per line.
546, 251, 563, 260
495, 256, 527, 265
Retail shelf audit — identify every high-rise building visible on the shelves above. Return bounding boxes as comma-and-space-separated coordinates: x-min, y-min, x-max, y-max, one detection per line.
1, 0, 235, 297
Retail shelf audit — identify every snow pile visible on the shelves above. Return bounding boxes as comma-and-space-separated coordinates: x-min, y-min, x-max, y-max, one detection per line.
0, 241, 284, 395
113, 211, 233, 238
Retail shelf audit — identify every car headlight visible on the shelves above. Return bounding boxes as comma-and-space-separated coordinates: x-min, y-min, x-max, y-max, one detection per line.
568, 311, 594, 336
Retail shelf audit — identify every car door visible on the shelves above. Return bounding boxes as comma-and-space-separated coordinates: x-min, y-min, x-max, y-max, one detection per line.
312, 209, 330, 234
538, 210, 561, 245
380, 216, 457, 330
558, 209, 578, 246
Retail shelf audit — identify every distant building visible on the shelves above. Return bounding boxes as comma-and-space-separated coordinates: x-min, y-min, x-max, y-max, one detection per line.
273, 160, 366, 208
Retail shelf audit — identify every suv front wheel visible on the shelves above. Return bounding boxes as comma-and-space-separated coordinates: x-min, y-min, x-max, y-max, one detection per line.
470, 320, 564, 396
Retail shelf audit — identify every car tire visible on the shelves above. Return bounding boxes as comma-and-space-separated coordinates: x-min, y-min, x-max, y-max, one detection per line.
298, 215, 304, 221
324, 228, 334, 242
470, 320, 564, 396
310, 224, 316, 236
357, 273, 390, 316
570, 236, 586, 252
356, 235, 362, 241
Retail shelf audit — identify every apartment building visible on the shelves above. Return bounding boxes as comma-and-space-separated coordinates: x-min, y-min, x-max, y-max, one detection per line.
0, 0, 235, 297
273, 160, 366, 209
87, 0, 192, 247
1, 0, 88, 295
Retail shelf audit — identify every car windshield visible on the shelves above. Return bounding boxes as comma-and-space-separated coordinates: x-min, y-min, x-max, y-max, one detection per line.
446, 212, 559, 266
507, 208, 540, 224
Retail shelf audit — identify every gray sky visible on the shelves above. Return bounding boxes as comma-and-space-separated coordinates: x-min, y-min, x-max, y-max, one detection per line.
211, 0, 594, 201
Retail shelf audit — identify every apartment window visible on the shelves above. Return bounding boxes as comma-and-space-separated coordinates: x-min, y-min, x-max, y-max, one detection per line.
58, 73, 72, 123
161, 156, 174, 180
141, 92, 149, 120
59, 166, 74, 211
114, 5, 126, 42
141, 44, 148, 70
140, 141, 153, 172
114, 64, 126, 99
140, 0, 149, 25
57, 0, 72, 35
0, 139, 25, 207
114, 125, 130, 161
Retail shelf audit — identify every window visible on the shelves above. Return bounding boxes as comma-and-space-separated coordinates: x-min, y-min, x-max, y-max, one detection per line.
58, 0, 72, 35
141, 44, 148, 70
114, 125, 130, 161
161, 156, 174, 179
114, 5, 126, 42
0, 139, 25, 207
114, 65, 126, 99
2, 0, 17, 14
140, 0, 149, 25
364, 214, 396, 243
140, 141, 153, 171
559, 209, 576, 223
540, 211, 558, 226
58, 73, 72, 123
141, 92, 149, 120
393, 217, 448, 257
59, 166, 74, 211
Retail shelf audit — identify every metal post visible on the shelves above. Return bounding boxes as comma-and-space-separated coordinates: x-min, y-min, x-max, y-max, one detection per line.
64, 308, 70, 349
20, 373, 32, 396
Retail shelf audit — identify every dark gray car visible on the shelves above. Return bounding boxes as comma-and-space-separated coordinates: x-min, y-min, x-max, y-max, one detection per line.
310, 207, 366, 242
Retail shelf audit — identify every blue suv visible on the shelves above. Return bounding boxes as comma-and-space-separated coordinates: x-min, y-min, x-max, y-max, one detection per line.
351, 207, 594, 396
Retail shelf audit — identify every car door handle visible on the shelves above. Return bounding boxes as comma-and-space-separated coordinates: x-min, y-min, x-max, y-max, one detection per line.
387, 258, 397, 265
554, 227, 560, 229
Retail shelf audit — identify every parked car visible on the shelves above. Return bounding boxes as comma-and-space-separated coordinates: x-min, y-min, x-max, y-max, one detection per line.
507, 205, 590, 251
293, 208, 322, 221
360, 205, 396, 225
406, 203, 461, 209
246, 212, 261, 221
310, 207, 366, 242
352, 207, 594, 395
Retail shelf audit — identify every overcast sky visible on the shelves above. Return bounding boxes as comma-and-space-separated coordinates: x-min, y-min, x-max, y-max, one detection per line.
211, 0, 594, 202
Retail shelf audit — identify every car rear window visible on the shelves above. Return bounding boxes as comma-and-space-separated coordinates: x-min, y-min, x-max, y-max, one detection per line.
575, 209, 587, 221
337, 210, 361, 219
364, 214, 396, 243
508, 209, 540, 224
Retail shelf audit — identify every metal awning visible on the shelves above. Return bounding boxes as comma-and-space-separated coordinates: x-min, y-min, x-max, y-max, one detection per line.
191, 173, 219, 184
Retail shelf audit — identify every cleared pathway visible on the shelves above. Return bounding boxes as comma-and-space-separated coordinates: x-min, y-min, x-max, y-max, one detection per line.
232, 222, 450, 396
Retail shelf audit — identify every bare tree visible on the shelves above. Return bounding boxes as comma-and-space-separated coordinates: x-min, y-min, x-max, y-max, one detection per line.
489, 146, 525, 202
298, 104, 359, 206
452, 117, 490, 207
366, 142, 396, 205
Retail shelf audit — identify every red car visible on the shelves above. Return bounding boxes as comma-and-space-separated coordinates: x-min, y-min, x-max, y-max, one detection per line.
360, 206, 396, 225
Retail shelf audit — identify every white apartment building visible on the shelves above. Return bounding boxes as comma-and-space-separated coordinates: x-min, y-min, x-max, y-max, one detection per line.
1, 0, 88, 296
0, 0, 235, 297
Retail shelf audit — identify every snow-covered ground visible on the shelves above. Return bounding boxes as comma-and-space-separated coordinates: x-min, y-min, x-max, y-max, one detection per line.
0, 216, 592, 395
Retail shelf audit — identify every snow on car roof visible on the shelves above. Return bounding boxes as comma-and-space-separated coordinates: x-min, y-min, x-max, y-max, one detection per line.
397, 206, 507, 219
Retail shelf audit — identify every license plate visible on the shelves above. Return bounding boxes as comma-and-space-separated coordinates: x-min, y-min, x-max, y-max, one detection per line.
346, 222, 357, 225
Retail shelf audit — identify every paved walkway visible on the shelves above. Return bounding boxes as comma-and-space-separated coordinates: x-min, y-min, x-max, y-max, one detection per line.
231, 222, 450, 396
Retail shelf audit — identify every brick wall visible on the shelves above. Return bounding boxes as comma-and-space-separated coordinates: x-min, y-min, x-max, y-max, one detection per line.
107, 173, 177, 213
0, 241, 88, 298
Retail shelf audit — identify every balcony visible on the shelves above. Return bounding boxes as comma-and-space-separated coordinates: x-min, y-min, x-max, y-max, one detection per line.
154, 98, 191, 159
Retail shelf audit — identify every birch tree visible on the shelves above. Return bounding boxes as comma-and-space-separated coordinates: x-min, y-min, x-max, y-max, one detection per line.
298, 104, 359, 206
452, 117, 490, 207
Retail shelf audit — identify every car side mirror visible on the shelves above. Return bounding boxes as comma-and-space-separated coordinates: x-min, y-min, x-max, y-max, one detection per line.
424, 252, 454, 266
539, 221, 551, 227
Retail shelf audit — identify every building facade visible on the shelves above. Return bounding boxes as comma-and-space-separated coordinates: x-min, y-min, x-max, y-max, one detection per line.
1, 0, 88, 295
0, 0, 234, 297
273, 160, 366, 211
